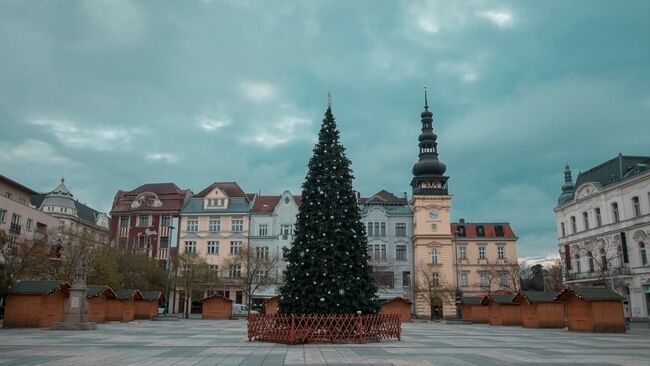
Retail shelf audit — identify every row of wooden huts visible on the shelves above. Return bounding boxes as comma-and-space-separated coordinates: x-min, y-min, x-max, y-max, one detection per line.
461, 288, 626, 333
3, 281, 164, 328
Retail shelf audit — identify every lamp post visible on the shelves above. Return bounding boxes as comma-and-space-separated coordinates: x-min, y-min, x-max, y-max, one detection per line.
165, 225, 175, 316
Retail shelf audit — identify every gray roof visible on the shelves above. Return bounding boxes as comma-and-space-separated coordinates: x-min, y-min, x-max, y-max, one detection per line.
483, 294, 515, 304
87, 285, 116, 298
9, 280, 68, 294
116, 289, 142, 300
32, 193, 106, 228
181, 196, 251, 214
461, 296, 483, 305
519, 291, 557, 303
557, 287, 623, 301
141, 291, 164, 301
573, 155, 650, 196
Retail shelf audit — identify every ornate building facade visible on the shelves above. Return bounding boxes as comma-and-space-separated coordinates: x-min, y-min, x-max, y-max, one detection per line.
555, 155, 650, 321
109, 183, 192, 261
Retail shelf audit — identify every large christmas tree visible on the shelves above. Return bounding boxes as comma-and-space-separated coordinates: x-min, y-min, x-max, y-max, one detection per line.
278, 101, 378, 314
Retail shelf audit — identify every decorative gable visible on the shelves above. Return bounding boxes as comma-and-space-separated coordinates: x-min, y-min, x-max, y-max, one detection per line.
204, 188, 228, 209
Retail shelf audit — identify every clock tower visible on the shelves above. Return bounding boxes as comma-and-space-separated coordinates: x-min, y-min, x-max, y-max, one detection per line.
410, 89, 455, 319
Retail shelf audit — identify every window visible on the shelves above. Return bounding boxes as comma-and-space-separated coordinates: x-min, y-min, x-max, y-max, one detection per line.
458, 246, 467, 259
209, 219, 220, 232
280, 224, 292, 240
600, 249, 607, 271
207, 241, 219, 255
5, 192, 11, 199
256, 246, 269, 259
561, 223, 566, 237
11, 213, 20, 226
59, 220, 65, 228
138, 236, 150, 249
186, 219, 198, 232
478, 246, 486, 259
460, 272, 469, 287
612, 202, 619, 223
119, 216, 129, 227
595, 208, 602, 227
159, 236, 169, 249
480, 273, 489, 287
209, 264, 218, 272
494, 225, 504, 237
230, 241, 242, 254
184, 241, 196, 253
235, 291, 243, 304
431, 249, 438, 264
640, 242, 647, 266
161, 215, 171, 227
26, 219, 33, 231
476, 225, 485, 237
402, 271, 411, 287
367, 222, 386, 237
0, 209, 6, 223
632, 197, 641, 217
395, 245, 407, 261
231, 219, 243, 232
497, 246, 505, 259
570, 216, 577, 233
258, 224, 268, 236
499, 272, 508, 287
621, 232, 629, 263
229, 264, 241, 278
582, 212, 589, 230
369, 244, 387, 261
588, 251, 594, 272
575, 254, 581, 273
139, 215, 149, 227
395, 223, 407, 237
457, 226, 466, 237
431, 273, 440, 286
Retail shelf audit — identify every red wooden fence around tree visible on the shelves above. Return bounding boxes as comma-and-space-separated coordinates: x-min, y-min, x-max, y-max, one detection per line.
247, 314, 401, 344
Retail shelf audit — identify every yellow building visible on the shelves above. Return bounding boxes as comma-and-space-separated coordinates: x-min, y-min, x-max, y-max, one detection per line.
410, 92, 518, 319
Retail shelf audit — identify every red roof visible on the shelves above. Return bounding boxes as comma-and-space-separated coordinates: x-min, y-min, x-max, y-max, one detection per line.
364, 190, 407, 204
196, 182, 246, 198
450, 223, 516, 238
110, 182, 191, 213
252, 195, 302, 213
129, 183, 184, 195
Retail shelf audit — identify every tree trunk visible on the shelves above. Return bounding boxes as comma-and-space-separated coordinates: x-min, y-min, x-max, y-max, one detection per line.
430, 304, 434, 321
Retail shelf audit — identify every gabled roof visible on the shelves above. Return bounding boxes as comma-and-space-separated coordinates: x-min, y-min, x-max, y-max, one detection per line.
461, 296, 484, 305
574, 155, 650, 194
140, 291, 165, 301
111, 182, 191, 213
555, 287, 623, 301
87, 285, 117, 298
9, 280, 69, 295
130, 183, 184, 196
481, 294, 515, 305
201, 294, 233, 302
252, 195, 281, 213
115, 289, 143, 300
451, 223, 516, 239
513, 291, 557, 304
196, 182, 246, 198
365, 190, 407, 205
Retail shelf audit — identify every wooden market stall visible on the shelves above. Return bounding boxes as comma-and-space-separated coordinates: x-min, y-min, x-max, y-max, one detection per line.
86, 285, 117, 323
380, 297, 412, 322
3, 281, 70, 328
263, 296, 279, 315
482, 294, 521, 326
555, 288, 625, 333
201, 294, 233, 320
136, 291, 165, 320
106, 289, 143, 322
461, 296, 486, 323
513, 291, 565, 328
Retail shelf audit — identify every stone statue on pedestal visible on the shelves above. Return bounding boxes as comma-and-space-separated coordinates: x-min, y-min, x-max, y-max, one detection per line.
51, 248, 97, 330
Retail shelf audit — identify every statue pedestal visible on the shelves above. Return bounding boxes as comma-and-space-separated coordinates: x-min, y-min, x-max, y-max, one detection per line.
50, 283, 96, 330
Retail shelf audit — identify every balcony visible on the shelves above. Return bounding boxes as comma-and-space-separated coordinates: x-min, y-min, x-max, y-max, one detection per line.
566, 266, 632, 281
9, 223, 21, 234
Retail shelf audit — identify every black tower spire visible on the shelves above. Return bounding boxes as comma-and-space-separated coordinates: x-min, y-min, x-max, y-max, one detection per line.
410, 88, 449, 195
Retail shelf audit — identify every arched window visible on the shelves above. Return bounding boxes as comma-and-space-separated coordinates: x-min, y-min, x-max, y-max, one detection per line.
617, 245, 624, 268
641, 242, 647, 266
612, 202, 620, 223
599, 248, 607, 271
574, 254, 581, 273
588, 251, 594, 272
431, 250, 438, 264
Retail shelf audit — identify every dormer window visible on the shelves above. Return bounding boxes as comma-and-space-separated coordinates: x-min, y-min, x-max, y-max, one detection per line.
476, 225, 485, 237
456, 226, 466, 237
207, 198, 225, 207
495, 225, 504, 237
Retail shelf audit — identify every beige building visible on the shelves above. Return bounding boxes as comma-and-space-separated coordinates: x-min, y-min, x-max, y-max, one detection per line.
0, 175, 58, 244
176, 182, 254, 314
410, 93, 518, 318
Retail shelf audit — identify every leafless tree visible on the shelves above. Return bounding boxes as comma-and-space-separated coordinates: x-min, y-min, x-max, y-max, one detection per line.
223, 246, 281, 314
577, 237, 624, 289
0, 230, 52, 295
414, 265, 455, 320
544, 258, 564, 293
173, 252, 219, 319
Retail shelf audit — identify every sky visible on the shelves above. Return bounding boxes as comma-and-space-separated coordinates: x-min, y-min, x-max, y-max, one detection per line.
1, 0, 649, 259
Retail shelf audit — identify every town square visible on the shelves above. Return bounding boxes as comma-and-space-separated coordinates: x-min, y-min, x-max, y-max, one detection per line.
1, 1, 649, 365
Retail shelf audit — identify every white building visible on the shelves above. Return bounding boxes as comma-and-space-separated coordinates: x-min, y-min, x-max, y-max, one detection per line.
555, 155, 650, 321
248, 190, 300, 311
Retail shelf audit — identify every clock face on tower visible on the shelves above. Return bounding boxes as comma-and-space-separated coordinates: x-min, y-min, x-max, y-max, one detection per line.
429, 209, 438, 220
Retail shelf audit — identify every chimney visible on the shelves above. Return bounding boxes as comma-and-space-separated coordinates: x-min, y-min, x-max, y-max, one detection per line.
459, 218, 465, 224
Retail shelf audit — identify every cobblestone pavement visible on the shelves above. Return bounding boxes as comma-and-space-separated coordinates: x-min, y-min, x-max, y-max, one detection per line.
0, 319, 649, 365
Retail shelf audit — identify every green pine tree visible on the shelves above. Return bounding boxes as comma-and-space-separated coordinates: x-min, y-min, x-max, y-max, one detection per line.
278, 103, 378, 314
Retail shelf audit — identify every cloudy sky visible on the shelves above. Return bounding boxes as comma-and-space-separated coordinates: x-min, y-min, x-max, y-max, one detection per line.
1, 1, 649, 259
